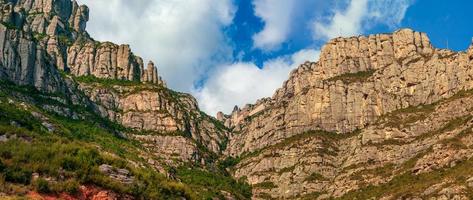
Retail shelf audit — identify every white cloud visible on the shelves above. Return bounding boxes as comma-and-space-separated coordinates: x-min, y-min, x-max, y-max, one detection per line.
195, 49, 320, 115
252, 0, 295, 51
76, 0, 414, 116
313, 0, 413, 39
76, 0, 235, 91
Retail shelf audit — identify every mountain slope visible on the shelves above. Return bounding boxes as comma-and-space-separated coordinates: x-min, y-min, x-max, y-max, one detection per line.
218, 29, 473, 199
0, 0, 249, 199
2, 0, 473, 200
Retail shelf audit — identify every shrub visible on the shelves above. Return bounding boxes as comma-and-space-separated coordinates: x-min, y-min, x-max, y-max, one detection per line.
326, 69, 376, 84
253, 181, 277, 189
176, 167, 252, 199
34, 178, 50, 193
62, 179, 80, 194
5, 167, 32, 184
0, 160, 5, 172
218, 156, 241, 170
305, 172, 327, 182
0, 150, 12, 159
61, 156, 80, 171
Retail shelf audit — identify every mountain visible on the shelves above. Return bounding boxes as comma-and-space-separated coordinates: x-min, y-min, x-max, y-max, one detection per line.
1, 0, 473, 200
0, 0, 247, 199
218, 29, 473, 199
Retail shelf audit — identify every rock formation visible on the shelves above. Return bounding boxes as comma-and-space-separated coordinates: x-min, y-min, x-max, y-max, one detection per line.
217, 29, 473, 199
0, 0, 225, 169
222, 29, 473, 156
2, 0, 473, 199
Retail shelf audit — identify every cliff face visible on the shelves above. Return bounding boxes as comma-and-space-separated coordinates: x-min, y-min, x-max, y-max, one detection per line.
232, 92, 473, 199
217, 29, 473, 199
79, 83, 228, 155
222, 29, 473, 156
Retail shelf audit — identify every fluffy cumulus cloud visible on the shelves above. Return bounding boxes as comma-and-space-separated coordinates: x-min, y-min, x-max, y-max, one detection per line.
252, 0, 295, 51
195, 49, 320, 115
313, 0, 414, 39
76, 0, 235, 91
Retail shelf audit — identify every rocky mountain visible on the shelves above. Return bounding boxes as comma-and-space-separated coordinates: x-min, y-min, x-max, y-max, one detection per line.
0, 0, 230, 157
0, 0, 245, 199
218, 29, 473, 199
1, 0, 473, 200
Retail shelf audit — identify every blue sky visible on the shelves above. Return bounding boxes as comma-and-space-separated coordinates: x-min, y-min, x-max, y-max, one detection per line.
77, 0, 473, 115
403, 0, 473, 51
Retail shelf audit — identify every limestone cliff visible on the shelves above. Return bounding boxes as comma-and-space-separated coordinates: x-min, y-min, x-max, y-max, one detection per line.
223, 29, 473, 156
218, 29, 473, 199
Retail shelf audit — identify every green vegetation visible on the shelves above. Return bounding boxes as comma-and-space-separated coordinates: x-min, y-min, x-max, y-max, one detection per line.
414, 115, 472, 142
27, 11, 44, 16
74, 75, 142, 87
350, 163, 396, 181
231, 130, 361, 170
32, 32, 48, 42
378, 104, 436, 128
378, 88, 473, 130
218, 156, 242, 171
253, 181, 277, 189
337, 111, 473, 199
439, 89, 473, 104
0, 128, 195, 199
326, 69, 376, 84
0, 81, 249, 199
300, 192, 324, 200
58, 34, 73, 46
304, 172, 327, 182
176, 167, 252, 199
337, 157, 473, 199
278, 166, 295, 175
33, 178, 50, 193
0, 22, 19, 30
0, 99, 196, 198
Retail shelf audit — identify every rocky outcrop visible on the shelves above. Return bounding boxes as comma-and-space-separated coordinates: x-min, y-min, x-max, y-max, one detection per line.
0, 24, 64, 92
67, 42, 142, 81
231, 86, 473, 199
98, 164, 135, 185
0, 0, 166, 89
78, 83, 228, 154
223, 29, 473, 157
67, 41, 166, 85
134, 135, 200, 166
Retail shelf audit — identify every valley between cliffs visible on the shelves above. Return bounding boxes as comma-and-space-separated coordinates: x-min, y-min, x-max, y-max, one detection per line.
1, 0, 473, 200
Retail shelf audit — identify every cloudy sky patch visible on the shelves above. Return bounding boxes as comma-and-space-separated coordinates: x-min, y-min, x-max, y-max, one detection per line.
77, 0, 473, 115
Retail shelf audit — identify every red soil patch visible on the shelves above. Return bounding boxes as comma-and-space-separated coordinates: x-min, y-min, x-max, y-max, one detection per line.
27, 185, 132, 200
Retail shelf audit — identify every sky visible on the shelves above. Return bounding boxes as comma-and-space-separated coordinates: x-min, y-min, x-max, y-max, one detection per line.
76, 0, 473, 115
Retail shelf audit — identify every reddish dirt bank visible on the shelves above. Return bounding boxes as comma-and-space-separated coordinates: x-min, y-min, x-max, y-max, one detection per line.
27, 185, 133, 200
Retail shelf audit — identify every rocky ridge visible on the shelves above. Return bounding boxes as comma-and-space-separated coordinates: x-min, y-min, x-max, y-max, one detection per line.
221, 29, 473, 156
2, 0, 473, 199
0, 0, 230, 182
216, 29, 473, 199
